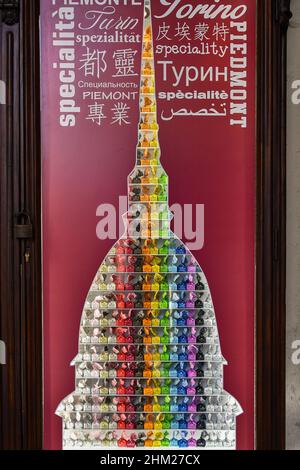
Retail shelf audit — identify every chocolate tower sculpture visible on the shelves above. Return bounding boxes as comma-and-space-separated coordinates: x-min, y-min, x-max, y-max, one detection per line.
56, 0, 242, 449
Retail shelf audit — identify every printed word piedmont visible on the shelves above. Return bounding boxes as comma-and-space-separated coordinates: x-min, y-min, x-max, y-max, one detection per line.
230, 21, 248, 128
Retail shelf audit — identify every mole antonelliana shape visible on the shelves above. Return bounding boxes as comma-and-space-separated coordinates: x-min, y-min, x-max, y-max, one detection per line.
56, 0, 242, 449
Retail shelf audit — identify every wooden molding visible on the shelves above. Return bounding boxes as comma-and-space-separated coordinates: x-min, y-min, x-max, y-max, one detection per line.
0, 0, 42, 450
279, 0, 293, 31
256, 0, 291, 450
0, 1, 19, 25
0, 0, 22, 450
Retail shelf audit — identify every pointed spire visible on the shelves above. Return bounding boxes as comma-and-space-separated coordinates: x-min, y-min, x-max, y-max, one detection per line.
127, 0, 170, 240
137, 0, 160, 158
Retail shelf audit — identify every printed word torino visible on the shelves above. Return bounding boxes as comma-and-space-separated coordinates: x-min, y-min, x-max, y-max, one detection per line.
156, 0, 247, 20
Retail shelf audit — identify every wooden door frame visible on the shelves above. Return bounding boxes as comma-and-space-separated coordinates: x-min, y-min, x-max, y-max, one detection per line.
0, 0, 291, 450
256, 0, 291, 450
0, 0, 42, 450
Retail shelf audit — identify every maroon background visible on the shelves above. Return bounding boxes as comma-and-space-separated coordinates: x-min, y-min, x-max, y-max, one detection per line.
41, 0, 256, 449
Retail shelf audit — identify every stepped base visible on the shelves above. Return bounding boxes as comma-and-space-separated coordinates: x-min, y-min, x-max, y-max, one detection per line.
63, 446, 236, 450
62, 430, 236, 450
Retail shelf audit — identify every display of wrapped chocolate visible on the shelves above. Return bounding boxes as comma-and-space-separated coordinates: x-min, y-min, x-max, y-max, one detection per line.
56, 0, 242, 450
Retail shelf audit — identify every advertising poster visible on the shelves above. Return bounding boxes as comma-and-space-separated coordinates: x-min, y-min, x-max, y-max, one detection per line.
41, 0, 256, 450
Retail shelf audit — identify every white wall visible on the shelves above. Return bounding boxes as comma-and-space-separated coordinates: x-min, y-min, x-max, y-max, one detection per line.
287, 0, 300, 450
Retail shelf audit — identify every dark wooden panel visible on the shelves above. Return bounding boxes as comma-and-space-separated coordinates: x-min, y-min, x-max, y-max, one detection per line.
256, 0, 291, 450
0, 0, 42, 450
18, 0, 42, 450
0, 0, 22, 451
